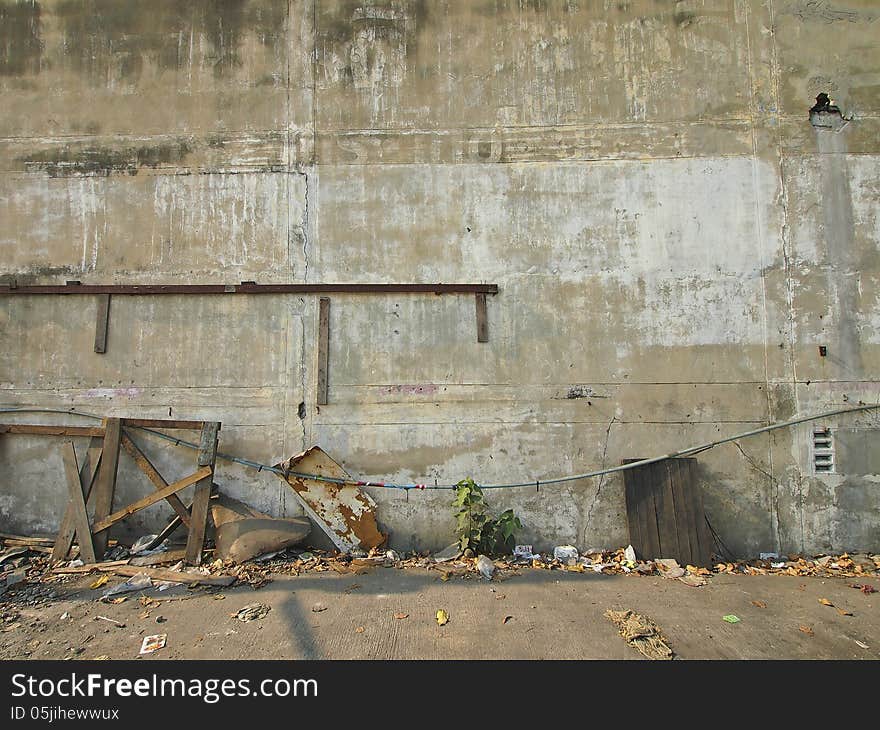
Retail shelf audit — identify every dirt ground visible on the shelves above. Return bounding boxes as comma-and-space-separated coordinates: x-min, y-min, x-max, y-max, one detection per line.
1, 566, 877, 660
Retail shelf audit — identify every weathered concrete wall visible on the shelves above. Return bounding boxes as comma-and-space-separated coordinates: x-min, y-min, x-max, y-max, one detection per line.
2, 0, 879, 556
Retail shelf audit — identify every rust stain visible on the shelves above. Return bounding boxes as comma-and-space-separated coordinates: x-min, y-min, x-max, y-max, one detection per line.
275, 446, 386, 552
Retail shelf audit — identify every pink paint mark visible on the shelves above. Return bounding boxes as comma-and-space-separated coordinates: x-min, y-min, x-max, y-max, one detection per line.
379, 384, 439, 396
83, 387, 141, 399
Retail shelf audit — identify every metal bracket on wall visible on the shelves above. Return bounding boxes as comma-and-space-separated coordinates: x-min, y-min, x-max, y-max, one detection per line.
0, 281, 498, 355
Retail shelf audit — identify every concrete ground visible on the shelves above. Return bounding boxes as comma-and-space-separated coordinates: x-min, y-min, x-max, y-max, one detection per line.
2, 567, 877, 660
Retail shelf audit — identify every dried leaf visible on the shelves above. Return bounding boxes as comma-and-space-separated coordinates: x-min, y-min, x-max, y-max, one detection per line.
502, 615, 513, 624
212, 594, 225, 601
818, 598, 834, 607
311, 603, 327, 613
393, 613, 409, 620
355, 626, 365, 633
836, 607, 853, 616
799, 625, 814, 636
108, 597, 126, 605
89, 575, 110, 589
751, 600, 767, 609
440, 573, 450, 582
495, 594, 506, 600
139, 611, 151, 620
436, 609, 449, 626
855, 640, 869, 649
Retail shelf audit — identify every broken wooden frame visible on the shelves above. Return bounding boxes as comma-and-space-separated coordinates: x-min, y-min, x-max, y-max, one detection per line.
0, 418, 220, 565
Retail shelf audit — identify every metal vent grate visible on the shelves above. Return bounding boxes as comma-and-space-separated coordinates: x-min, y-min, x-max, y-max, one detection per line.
812, 427, 834, 473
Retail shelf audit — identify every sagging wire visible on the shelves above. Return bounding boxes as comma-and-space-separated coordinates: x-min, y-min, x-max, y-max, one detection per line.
1, 404, 878, 492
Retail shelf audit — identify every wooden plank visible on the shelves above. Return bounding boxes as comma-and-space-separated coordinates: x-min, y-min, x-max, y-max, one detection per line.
61, 442, 96, 564
186, 422, 220, 565
1, 533, 55, 545
52, 559, 130, 574
654, 460, 680, 561
0, 424, 105, 437
129, 548, 188, 567
122, 419, 204, 430
197, 422, 220, 467
93, 293, 111, 353
622, 459, 661, 561
51, 437, 102, 562
475, 292, 489, 342
668, 459, 695, 566
91, 467, 212, 533
91, 418, 122, 558
121, 432, 191, 527
673, 458, 702, 566
105, 565, 235, 586
688, 459, 715, 567
623, 465, 643, 559
317, 297, 330, 406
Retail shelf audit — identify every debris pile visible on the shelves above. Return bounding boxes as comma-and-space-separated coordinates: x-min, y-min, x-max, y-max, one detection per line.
604, 609, 674, 660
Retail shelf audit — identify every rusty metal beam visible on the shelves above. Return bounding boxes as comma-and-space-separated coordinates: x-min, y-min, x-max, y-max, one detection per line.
0, 283, 498, 296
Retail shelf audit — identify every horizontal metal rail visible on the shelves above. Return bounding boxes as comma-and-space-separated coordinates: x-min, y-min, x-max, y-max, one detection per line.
0, 282, 499, 296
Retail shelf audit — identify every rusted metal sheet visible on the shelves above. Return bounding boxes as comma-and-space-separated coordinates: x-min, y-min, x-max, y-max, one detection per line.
276, 446, 386, 553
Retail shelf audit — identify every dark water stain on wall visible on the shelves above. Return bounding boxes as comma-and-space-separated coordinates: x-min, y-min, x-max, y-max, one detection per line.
18, 139, 192, 176
319, 0, 428, 74
55, 0, 286, 82
0, 0, 42, 76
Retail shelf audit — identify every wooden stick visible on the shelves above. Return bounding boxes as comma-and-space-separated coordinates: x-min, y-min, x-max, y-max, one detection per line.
61, 442, 96, 564
0, 424, 105, 437
317, 297, 330, 405
185, 422, 220, 565
121, 432, 191, 527
52, 437, 102, 563
91, 467, 212, 534
91, 418, 122, 558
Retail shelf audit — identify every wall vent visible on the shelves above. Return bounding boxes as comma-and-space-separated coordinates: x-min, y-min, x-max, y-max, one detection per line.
812, 427, 834, 473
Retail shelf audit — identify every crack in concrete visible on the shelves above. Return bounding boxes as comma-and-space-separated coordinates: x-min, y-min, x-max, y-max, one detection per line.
583, 416, 617, 544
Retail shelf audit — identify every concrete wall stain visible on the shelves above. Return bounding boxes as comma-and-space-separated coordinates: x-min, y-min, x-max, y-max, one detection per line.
18, 139, 193, 176
0, 0, 42, 76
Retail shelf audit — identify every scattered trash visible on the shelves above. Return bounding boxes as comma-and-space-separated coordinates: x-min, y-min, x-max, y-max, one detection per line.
68, 559, 84, 568
799, 625, 814, 636
104, 545, 131, 561
837, 607, 853, 617
355, 626, 365, 633
253, 551, 281, 563
476, 555, 495, 580
723, 615, 740, 624
513, 545, 534, 560
771, 562, 786, 569
139, 634, 166, 655
102, 573, 152, 599
393, 613, 408, 620
235, 603, 271, 622
131, 535, 160, 554
624, 545, 637, 564
433, 544, 461, 563
553, 546, 578, 566
211, 495, 311, 563
89, 575, 110, 590
677, 573, 706, 587
95, 616, 125, 628
656, 558, 686, 579
155, 615, 166, 623
751, 600, 767, 609
855, 640, 870, 649
760, 552, 780, 561
386, 550, 401, 562
502, 615, 513, 625
311, 603, 327, 613
5, 569, 26, 587
60, 612, 70, 620
851, 583, 877, 594
818, 598, 834, 606
436, 609, 449, 626
604, 609, 673, 660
